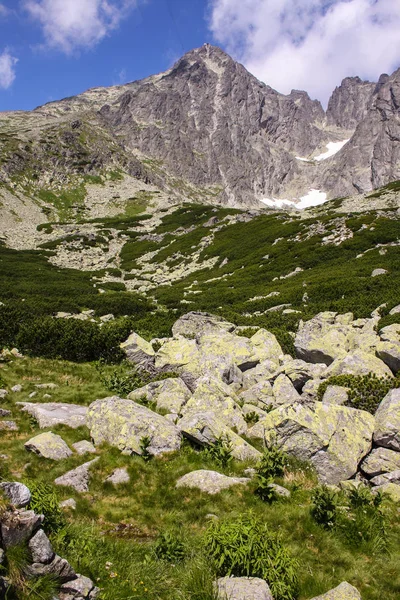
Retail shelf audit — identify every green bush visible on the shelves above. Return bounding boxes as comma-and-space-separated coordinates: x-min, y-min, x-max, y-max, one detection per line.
205, 515, 299, 600
27, 482, 65, 534
256, 444, 287, 479
311, 485, 339, 529
317, 373, 400, 414
152, 531, 185, 563
204, 436, 233, 468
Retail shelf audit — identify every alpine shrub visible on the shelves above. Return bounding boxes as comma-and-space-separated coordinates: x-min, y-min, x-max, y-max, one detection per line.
27, 482, 65, 534
153, 531, 185, 563
204, 436, 233, 468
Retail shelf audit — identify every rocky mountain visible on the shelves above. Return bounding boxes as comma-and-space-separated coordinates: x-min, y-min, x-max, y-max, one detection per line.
0, 43, 399, 223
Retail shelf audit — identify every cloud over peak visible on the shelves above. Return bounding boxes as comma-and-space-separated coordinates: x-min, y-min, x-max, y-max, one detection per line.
209, 0, 400, 105
24, 0, 138, 54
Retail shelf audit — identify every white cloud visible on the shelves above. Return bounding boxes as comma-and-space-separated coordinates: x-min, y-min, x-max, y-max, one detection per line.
0, 4, 10, 17
0, 49, 18, 89
209, 0, 400, 104
23, 0, 137, 54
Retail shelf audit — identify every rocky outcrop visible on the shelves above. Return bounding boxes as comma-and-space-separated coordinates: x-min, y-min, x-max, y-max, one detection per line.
17, 402, 87, 429
326, 76, 376, 130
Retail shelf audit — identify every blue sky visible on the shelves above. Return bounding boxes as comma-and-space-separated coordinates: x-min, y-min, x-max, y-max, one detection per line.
1, 0, 400, 112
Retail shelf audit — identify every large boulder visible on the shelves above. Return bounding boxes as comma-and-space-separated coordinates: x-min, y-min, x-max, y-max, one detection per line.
154, 336, 199, 373
54, 459, 98, 493
128, 377, 192, 414
322, 385, 349, 406
326, 350, 393, 378
295, 312, 350, 365
1, 510, 43, 548
87, 396, 181, 456
370, 469, 400, 486
239, 381, 274, 408
172, 311, 235, 338
360, 447, 400, 477
376, 341, 400, 374
0, 482, 31, 508
24, 432, 72, 460
373, 389, 400, 451
28, 529, 55, 564
248, 403, 375, 484
241, 360, 279, 388
176, 470, 250, 495
17, 402, 87, 429
371, 482, 400, 502
120, 332, 155, 370
215, 577, 273, 600
28, 554, 76, 583
309, 581, 361, 600
177, 411, 261, 462
250, 329, 283, 362
60, 575, 99, 599
272, 374, 301, 405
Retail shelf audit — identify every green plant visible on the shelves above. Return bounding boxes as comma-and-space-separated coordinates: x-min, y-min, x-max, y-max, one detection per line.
311, 485, 339, 529
243, 411, 260, 425
27, 482, 65, 534
205, 514, 299, 600
204, 436, 233, 468
256, 443, 287, 479
254, 475, 278, 503
3, 543, 30, 597
152, 531, 185, 563
140, 436, 152, 462
0, 372, 6, 389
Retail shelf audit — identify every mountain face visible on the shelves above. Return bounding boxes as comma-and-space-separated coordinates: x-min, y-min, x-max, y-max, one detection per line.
0, 43, 399, 211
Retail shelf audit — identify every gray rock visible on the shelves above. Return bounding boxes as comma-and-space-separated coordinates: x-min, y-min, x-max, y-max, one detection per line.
128, 377, 192, 414
389, 304, 400, 315
269, 483, 291, 498
272, 373, 301, 405
0, 482, 31, 507
11, 384, 22, 392
18, 402, 87, 429
326, 350, 393, 379
72, 440, 96, 455
172, 311, 235, 338
60, 498, 77, 510
0, 389, 8, 399
28, 554, 76, 582
0, 420, 18, 431
374, 388, 400, 451
28, 529, 55, 564
60, 574, 98, 599
120, 331, 155, 370
24, 432, 73, 460
326, 76, 376, 129
322, 385, 349, 406
1, 510, 43, 548
360, 447, 400, 477
216, 576, 273, 600
309, 581, 361, 599
0, 408, 11, 416
176, 470, 249, 495
54, 459, 99, 493
87, 396, 181, 456
376, 340, 400, 374
295, 312, 348, 365
35, 383, 58, 389
370, 469, 400, 486
371, 269, 388, 277
371, 482, 400, 502
105, 467, 130, 485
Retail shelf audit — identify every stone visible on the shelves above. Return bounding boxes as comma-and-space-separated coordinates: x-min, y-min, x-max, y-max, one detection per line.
295, 312, 349, 365
100, 313, 114, 322
60, 498, 77, 510
0, 482, 31, 508
371, 268, 388, 277
322, 385, 349, 406
360, 447, 400, 477
0, 408, 11, 416
1, 510, 43, 548
128, 377, 192, 414
28, 554, 76, 582
242, 360, 279, 388
0, 389, 8, 399
272, 373, 301, 405
309, 581, 361, 599
176, 470, 249, 495
11, 384, 22, 392
54, 459, 98, 493
28, 529, 55, 564
172, 311, 235, 338
326, 350, 393, 379
87, 396, 181, 456
105, 467, 130, 485
371, 482, 400, 502
35, 383, 58, 389
72, 440, 96, 455
376, 341, 400, 374
374, 389, 400, 451
120, 331, 155, 370
18, 402, 87, 429
155, 336, 199, 374
215, 576, 273, 600
239, 381, 274, 409
177, 411, 261, 462
270, 483, 291, 497
0, 420, 18, 431
60, 574, 98, 598
248, 403, 375, 484
250, 329, 283, 362
389, 304, 400, 315
24, 432, 73, 460
370, 469, 400, 486
380, 323, 400, 343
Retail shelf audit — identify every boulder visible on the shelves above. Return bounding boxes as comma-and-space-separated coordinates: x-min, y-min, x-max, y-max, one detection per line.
371, 482, 400, 502
28, 529, 55, 564
24, 432, 72, 460
1, 510, 43, 548
155, 336, 199, 373
177, 411, 261, 462
272, 374, 301, 405
239, 381, 274, 408
72, 440, 96, 455
0, 408, 11, 417
60, 498, 77, 510
105, 467, 130, 485
87, 396, 181, 456
54, 459, 98, 493
376, 341, 400, 374
242, 360, 279, 388
322, 385, 349, 406
176, 470, 250, 495
0, 389, 8, 399
18, 402, 87, 429
250, 329, 283, 362
0, 420, 18, 431
28, 554, 76, 583
270, 483, 291, 498
370, 469, 400, 486
60, 575, 99, 599
0, 482, 31, 508
215, 576, 273, 600
360, 447, 400, 477
248, 403, 375, 484
172, 311, 235, 338
120, 332, 155, 370
295, 312, 349, 365
380, 323, 400, 343
11, 384, 23, 393
128, 377, 192, 414
309, 581, 361, 599
374, 389, 400, 451
326, 350, 393, 378
371, 268, 388, 277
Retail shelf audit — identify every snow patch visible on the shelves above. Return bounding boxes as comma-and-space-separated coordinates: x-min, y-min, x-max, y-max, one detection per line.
295, 156, 312, 162
260, 189, 328, 211
314, 139, 350, 161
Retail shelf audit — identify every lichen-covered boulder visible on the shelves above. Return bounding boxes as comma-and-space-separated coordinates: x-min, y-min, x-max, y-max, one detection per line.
0, 482, 31, 508
28, 529, 55, 564
24, 432, 72, 460
322, 385, 349, 406
197, 331, 258, 374
309, 581, 361, 599
216, 576, 273, 600
326, 350, 393, 378
248, 403, 375, 484
370, 469, 400, 486
176, 470, 250, 495
128, 377, 192, 414
120, 332, 155, 369
72, 440, 96, 455
372, 482, 400, 502
250, 329, 283, 362
374, 388, 400, 451
239, 381, 274, 408
295, 312, 349, 365
87, 396, 181, 456
242, 360, 279, 388
177, 411, 261, 462
54, 459, 99, 493
154, 336, 199, 373
360, 447, 400, 477
172, 311, 235, 338
380, 323, 400, 342
376, 341, 400, 374
272, 373, 301, 405
17, 402, 87, 429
